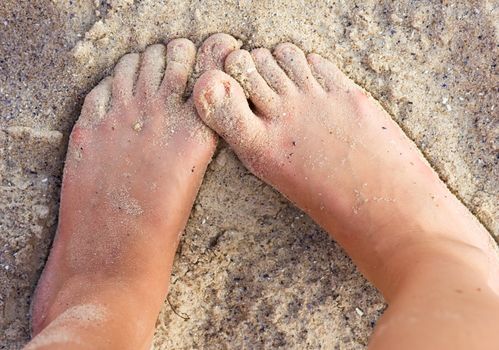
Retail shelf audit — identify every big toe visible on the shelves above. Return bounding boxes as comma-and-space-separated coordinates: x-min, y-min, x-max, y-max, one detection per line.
196, 33, 240, 73
193, 70, 266, 156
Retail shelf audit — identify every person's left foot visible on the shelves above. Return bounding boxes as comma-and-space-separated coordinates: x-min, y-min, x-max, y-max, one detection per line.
192, 43, 499, 296
27, 34, 239, 350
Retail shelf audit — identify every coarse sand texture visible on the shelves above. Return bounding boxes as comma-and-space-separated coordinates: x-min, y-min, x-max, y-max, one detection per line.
1, 1, 497, 349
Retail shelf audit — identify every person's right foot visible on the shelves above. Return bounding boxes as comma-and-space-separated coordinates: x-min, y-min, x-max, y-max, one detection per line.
193, 43, 499, 296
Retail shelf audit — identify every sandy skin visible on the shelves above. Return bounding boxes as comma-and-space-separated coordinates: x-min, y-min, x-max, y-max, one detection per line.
27, 34, 499, 349
27, 34, 239, 350
193, 44, 499, 349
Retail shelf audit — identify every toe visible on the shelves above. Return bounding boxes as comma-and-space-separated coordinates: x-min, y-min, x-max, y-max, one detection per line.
307, 53, 356, 93
225, 50, 280, 117
274, 43, 322, 91
193, 70, 266, 154
196, 33, 240, 73
135, 44, 167, 98
112, 53, 140, 104
160, 38, 196, 97
78, 77, 113, 128
251, 48, 295, 95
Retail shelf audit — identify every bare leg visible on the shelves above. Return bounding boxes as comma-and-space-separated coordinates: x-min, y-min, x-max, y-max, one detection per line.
26, 34, 239, 350
193, 44, 499, 349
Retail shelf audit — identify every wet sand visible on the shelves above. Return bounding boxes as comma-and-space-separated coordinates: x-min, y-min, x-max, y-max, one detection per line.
1, 0, 498, 348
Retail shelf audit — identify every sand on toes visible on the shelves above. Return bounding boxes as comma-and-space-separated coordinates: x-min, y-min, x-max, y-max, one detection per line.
193, 42, 498, 295
28, 34, 239, 350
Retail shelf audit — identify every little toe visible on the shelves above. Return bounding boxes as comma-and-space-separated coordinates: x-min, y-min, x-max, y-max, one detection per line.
193, 70, 266, 154
307, 53, 356, 93
225, 50, 280, 117
274, 43, 322, 91
79, 77, 113, 128
135, 44, 167, 98
196, 33, 240, 73
251, 48, 295, 95
112, 53, 140, 105
160, 38, 196, 97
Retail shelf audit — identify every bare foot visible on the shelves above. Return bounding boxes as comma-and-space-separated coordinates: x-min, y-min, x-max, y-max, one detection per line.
194, 44, 499, 349
28, 34, 238, 350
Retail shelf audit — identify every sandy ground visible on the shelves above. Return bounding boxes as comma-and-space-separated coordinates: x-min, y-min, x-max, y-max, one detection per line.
1, 0, 498, 348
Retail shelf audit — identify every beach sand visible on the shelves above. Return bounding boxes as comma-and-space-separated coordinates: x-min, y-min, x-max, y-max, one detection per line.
1, 0, 497, 348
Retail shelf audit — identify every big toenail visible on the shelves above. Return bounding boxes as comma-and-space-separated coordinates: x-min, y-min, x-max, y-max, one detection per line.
202, 81, 231, 106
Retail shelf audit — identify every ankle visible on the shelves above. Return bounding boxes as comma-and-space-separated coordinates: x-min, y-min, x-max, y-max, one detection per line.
378, 236, 494, 301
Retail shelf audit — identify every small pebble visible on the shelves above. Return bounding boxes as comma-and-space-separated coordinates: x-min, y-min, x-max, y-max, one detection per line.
355, 307, 364, 317
132, 121, 143, 132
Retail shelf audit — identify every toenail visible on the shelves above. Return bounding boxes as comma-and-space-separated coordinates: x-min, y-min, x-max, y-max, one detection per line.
201, 80, 231, 106
277, 45, 298, 58
169, 47, 188, 62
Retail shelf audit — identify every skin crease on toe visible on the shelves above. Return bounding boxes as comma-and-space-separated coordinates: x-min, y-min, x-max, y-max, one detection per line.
27, 34, 239, 350
194, 43, 499, 349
